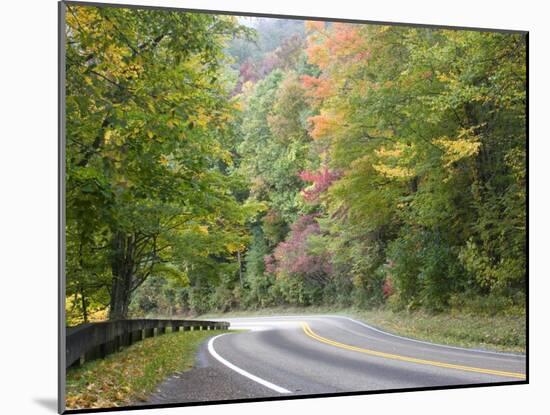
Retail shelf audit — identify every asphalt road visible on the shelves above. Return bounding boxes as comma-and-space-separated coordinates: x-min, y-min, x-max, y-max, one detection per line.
146, 315, 526, 405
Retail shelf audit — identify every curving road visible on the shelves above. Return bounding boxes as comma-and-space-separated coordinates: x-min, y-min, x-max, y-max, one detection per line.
146, 315, 526, 404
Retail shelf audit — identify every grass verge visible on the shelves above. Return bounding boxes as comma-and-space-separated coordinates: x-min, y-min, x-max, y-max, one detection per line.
66, 329, 226, 410
201, 306, 525, 354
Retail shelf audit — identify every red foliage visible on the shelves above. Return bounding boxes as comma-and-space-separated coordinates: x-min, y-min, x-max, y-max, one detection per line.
383, 277, 394, 298
239, 59, 257, 83
265, 214, 331, 279
259, 53, 279, 77
299, 167, 341, 202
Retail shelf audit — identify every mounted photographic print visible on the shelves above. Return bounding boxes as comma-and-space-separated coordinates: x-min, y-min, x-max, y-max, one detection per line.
58, 1, 528, 413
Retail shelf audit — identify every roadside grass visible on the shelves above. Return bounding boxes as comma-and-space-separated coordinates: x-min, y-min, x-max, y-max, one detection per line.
200, 306, 525, 354
350, 308, 525, 353
65, 329, 227, 410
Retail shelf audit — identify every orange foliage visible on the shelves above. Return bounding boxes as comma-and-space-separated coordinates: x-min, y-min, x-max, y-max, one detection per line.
332, 23, 361, 45
305, 20, 326, 33
306, 22, 370, 71
301, 75, 333, 99
306, 43, 330, 69
308, 111, 344, 140
327, 24, 368, 59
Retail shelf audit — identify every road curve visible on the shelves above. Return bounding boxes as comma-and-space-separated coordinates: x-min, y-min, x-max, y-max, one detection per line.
146, 315, 526, 404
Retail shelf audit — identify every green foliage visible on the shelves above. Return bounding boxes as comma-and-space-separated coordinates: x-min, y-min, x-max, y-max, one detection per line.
66, 5, 260, 321
449, 291, 526, 317
385, 228, 466, 312
129, 275, 188, 317
297, 23, 526, 313
66, 11, 526, 319
187, 285, 214, 315
238, 70, 313, 224
241, 225, 274, 308
268, 275, 323, 307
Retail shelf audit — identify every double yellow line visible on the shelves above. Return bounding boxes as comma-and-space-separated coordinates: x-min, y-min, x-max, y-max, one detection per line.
301, 323, 525, 380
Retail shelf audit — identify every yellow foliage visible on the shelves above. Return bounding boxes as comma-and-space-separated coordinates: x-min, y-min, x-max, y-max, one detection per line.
226, 242, 245, 253
197, 225, 209, 235
89, 308, 109, 322
434, 136, 481, 167
373, 163, 415, 179
196, 112, 210, 128
187, 110, 211, 129
241, 81, 255, 96
373, 142, 415, 179
104, 129, 113, 144
66, 295, 108, 326
233, 100, 244, 111
375, 146, 403, 158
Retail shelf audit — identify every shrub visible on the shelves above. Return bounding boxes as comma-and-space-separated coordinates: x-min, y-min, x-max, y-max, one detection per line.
188, 286, 213, 315
449, 291, 525, 316
386, 228, 466, 312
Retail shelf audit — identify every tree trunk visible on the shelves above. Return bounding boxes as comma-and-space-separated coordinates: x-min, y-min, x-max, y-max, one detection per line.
109, 232, 134, 320
80, 283, 88, 323
77, 239, 89, 323
237, 250, 243, 287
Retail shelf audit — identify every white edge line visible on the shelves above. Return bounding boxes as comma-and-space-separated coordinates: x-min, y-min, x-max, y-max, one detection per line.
213, 315, 523, 357
207, 334, 292, 394
334, 316, 524, 358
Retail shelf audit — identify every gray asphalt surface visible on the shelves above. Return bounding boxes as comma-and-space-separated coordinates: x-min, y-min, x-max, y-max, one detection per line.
145, 315, 526, 404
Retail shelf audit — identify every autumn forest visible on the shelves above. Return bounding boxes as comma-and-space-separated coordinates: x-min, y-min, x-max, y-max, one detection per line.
65, 5, 527, 325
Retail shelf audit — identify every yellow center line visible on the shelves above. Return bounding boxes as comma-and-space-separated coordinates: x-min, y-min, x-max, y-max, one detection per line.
301, 323, 525, 380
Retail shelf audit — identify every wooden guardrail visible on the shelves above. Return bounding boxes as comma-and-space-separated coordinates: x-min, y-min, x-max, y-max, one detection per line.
66, 319, 229, 368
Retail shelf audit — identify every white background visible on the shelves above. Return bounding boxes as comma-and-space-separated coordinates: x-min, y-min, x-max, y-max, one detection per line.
0, 0, 545, 414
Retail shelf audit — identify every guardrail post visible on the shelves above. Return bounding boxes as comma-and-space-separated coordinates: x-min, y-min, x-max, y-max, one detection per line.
131, 330, 142, 344
119, 332, 128, 348
85, 345, 100, 362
